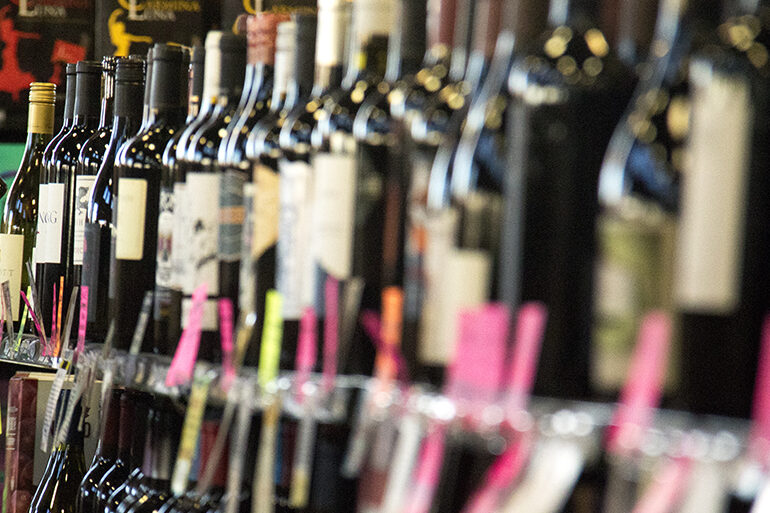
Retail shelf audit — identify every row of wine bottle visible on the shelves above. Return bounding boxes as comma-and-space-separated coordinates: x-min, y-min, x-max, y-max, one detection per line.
3, 0, 770, 417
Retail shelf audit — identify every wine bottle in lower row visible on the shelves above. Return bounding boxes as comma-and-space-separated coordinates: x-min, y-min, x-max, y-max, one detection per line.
78, 389, 122, 513
1, 82, 56, 334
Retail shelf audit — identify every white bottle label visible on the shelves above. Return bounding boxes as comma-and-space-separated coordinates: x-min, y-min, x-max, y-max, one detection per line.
186, 173, 220, 296
0, 234, 24, 321
181, 297, 218, 331
219, 171, 246, 262
676, 62, 751, 313
156, 187, 174, 289
115, 178, 148, 261
277, 160, 313, 320
73, 175, 96, 266
35, 183, 49, 264
171, 183, 188, 291
312, 152, 357, 280
45, 183, 65, 264
253, 164, 280, 259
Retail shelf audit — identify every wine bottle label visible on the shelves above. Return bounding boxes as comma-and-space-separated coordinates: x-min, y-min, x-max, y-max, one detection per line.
185, 173, 220, 297
181, 298, 219, 332
240, 183, 256, 315
73, 175, 96, 266
277, 160, 314, 320
44, 183, 65, 264
253, 165, 280, 259
115, 178, 148, 261
676, 64, 751, 313
219, 171, 246, 262
35, 183, 49, 264
420, 213, 492, 365
172, 183, 188, 291
157, 187, 175, 289
312, 153, 357, 280
0, 234, 24, 321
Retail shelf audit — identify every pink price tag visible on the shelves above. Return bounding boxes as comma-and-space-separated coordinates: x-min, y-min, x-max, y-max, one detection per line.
606, 311, 671, 455
218, 298, 235, 391
166, 284, 208, 387
403, 425, 447, 513
323, 278, 339, 391
749, 314, 770, 464
462, 435, 533, 513
360, 311, 409, 382
631, 456, 692, 513
296, 307, 318, 395
51, 282, 57, 353
445, 304, 510, 409
505, 302, 548, 414
76, 286, 88, 355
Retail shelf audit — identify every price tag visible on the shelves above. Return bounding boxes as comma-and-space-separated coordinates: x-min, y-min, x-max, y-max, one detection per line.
25, 261, 47, 348
323, 277, 339, 391
630, 456, 693, 513
403, 425, 448, 513
380, 413, 423, 513
55, 276, 64, 356
171, 374, 212, 495
223, 386, 253, 513
505, 302, 548, 414
59, 287, 79, 359
41, 364, 68, 451
253, 398, 281, 513
76, 286, 88, 355
14, 287, 31, 352
289, 406, 318, 509
219, 298, 236, 390
20, 289, 45, 353
258, 290, 283, 388
167, 285, 207, 387
1, 281, 15, 348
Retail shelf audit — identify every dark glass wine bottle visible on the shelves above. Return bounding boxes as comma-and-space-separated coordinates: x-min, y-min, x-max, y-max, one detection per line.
31, 398, 85, 513
309, 0, 396, 375
177, 31, 247, 362
593, 0, 720, 396
674, 0, 770, 417
110, 44, 189, 354
73, 57, 116, 299
1, 82, 56, 334
40, 60, 102, 344
347, 0, 428, 379
155, 45, 204, 349
101, 392, 152, 513
120, 398, 182, 513
28, 389, 70, 513
506, 0, 635, 399
37, 64, 75, 302
273, 0, 349, 368
94, 391, 138, 512
82, 57, 146, 342
78, 389, 122, 513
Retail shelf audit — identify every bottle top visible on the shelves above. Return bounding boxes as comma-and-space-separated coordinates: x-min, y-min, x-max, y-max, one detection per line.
150, 43, 190, 110
29, 82, 56, 104
76, 60, 103, 75
116, 56, 145, 83
249, 12, 290, 66
74, 60, 103, 119
428, 0, 457, 49
352, 0, 397, 46
274, 21, 297, 101
66, 62, 77, 75
316, 0, 350, 67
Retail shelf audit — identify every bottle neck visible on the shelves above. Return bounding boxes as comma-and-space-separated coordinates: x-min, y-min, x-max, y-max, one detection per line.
64, 73, 76, 123
64, 402, 84, 448
99, 71, 115, 129
449, 0, 475, 81
547, 0, 599, 27
24, 131, 51, 153
313, 2, 349, 96
385, 0, 428, 82
28, 101, 55, 137
97, 390, 122, 461
285, 21, 316, 111
272, 36, 296, 110
73, 73, 103, 125
117, 393, 136, 462
502, 0, 549, 51
427, 0, 456, 51
114, 80, 145, 129
343, 0, 396, 87
148, 59, 190, 127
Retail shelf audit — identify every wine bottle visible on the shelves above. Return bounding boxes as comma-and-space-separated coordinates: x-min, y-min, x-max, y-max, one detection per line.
29, 389, 70, 513
416, 0, 547, 384
120, 398, 182, 513
72, 57, 116, 310
675, 0, 770, 416
216, 14, 288, 363
251, 16, 322, 370
82, 57, 146, 342
593, 0, 720, 396
110, 44, 190, 354
273, 0, 349, 368
310, 0, 396, 375
155, 45, 204, 348
78, 389, 122, 513
1, 82, 56, 333
40, 60, 102, 345
31, 398, 85, 513
37, 64, 75, 302
101, 392, 152, 513
177, 31, 247, 362
506, 0, 635, 399
339, 0, 427, 381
